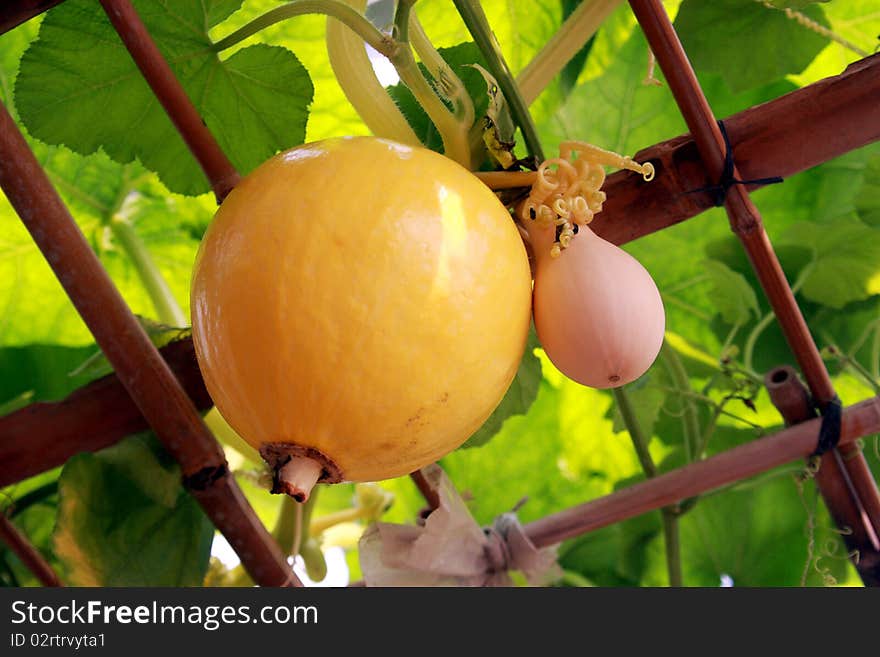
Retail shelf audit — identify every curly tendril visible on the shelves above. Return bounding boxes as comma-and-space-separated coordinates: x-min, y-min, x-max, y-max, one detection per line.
520, 141, 654, 258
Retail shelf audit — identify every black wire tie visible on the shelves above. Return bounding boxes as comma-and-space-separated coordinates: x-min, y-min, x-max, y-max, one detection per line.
811, 395, 843, 458
687, 120, 784, 207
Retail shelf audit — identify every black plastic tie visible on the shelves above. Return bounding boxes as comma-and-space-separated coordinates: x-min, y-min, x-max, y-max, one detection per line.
687, 120, 784, 207
811, 396, 843, 458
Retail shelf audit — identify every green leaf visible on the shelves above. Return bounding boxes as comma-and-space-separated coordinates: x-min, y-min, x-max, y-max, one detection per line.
703, 259, 760, 325
54, 434, 214, 586
15, 0, 313, 196
855, 154, 880, 227
462, 330, 542, 448
674, 0, 830, 93
0, 345, 98, 404
68, 320, 191, 380
779, 216, 880, 308
669, 476, 850, 586
0, 149, 212, 347
558, 512, 661, 586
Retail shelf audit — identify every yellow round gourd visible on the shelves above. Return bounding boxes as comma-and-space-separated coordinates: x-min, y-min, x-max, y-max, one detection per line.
190, 136, 532, 499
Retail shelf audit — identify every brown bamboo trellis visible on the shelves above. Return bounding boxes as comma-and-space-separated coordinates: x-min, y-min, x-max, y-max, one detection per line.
0, 0, 879, 586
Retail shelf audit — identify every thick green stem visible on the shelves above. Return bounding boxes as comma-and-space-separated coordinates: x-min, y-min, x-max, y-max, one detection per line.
660, 340, 698, 463
0, 556, 19, 587
517, 0, 623, 105
213, 0, 393, 55
326, 0, 420, 145
8, 482, 59, 518
661, 508, 683, 587
612, 387, 682, 586
110, 216, 187, 327
408, 10, 474, 127
451, 0, 544, 162
273, 495, 302, 556
558, 569, 595, 587
612, 387, 656, 477
392, 1, 471, 166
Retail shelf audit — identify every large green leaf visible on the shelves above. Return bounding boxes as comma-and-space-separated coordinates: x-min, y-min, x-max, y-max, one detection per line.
53, 434, 214, 586
703, 259, 760, 325
16, 0, 313, 195
674, 0, 830, 93
557, 512, 661, 586
779, 216, 880, 309
671, 476, 851, 586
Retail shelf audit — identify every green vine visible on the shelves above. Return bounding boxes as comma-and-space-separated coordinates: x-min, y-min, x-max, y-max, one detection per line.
612, 386, 683, 587
451, 0, 545, 163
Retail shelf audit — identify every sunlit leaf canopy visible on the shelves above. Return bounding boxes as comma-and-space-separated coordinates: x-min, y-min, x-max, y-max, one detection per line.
1, 0, 878, 587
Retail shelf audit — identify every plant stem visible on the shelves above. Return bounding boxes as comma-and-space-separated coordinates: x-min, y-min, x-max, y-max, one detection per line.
654, 385, 765, 430
661, 508, 682, 587
660, 340, 698, 463
612, 387, 656, 477
309, 504, 368, 536
273, 495, 301, 556
517, 0, 623, 105
612, 386, 682, 586
721, 322, 742, 355
558, 569, 595, 587
408, 9, 474, 127
823, 345, 880, 395
326, 0, 420, 146
661, 293, 713, 321
8, 482, 59, 518
110, 215, 187, 327
451, 0, 544, 162
392, 1, 471, 166
212, 0, 394, 56
0, 554, 20, 587
473, 169, 537, 189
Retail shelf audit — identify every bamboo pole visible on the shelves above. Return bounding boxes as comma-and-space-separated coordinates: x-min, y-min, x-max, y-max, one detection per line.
0, 514, 62, 587
523, 394, 880, 548
765, 366, 879, 585
0, 0, 65, 35
0, 100, 298, 588
593, 53, 880, 246
627, 0, 880, 576
0, 340, 212, 490
98, 0, 240, 203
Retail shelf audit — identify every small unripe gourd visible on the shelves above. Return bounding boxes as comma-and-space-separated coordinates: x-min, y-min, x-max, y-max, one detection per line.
191, 137, 532, 501
528, 221, 665, 389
